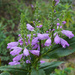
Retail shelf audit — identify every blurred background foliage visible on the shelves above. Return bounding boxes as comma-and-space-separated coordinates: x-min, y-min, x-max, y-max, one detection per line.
0, 0, 75, 72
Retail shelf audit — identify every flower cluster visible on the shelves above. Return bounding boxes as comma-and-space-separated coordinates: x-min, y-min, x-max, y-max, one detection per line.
7, 23, 74, 66
7, 1, 74, 66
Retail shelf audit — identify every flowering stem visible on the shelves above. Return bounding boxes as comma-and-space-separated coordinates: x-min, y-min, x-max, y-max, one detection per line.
39, 40, 42, 55
51, 1, 55, 43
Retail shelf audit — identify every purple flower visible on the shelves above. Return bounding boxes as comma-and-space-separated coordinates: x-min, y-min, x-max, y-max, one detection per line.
39, 25, 43, 28
62, 21, 66, 25
61, 30, 74, 39
46, 31, 49, 33
30, 50, 40, 56
18, 38, 23, 46
57, 26, 59, 29
37, 45, 40, 51
44, 38, 51, 46
27, 34, 31, 39
31, 4, 34, 8
9, 61, 20, 66
32, 37, 38, 45
13, 54, 23, 61
54, 10, 56, 12
49, 29, 51, 31
7, 42, 18, 49
26, 60, 31, 63
32, 44, 38, 49
55, 0, 59, 5
18, 34, 21, 37
57, 23, 60, 26
54, 35, 69, 48
53, 29, 55, 31
60, 26, 62, 28
38, 21, 40, 23
10, 47, 22, 56
23, 48, 29, 56
57, 18, 59, 20
40, 60, 45, 64
60, 38, 69, 48
26, 24, 34, 31
37, 33, 49, 40
37, 25, 43, 28
54, 35, 60, 44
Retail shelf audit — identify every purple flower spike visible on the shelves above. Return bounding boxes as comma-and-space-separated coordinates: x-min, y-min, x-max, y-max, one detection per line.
30, 50, 40, 56
27, 24, 34, 31
62, 21, 66, 25
44, 38, 51, 46
13, 54, 23, 61
7, 42, 18, 49
9, 61, 20, 66
61, 30, 74, 39
54, 35, 60, 44
57, 23, 60, 26
40, 60, 45, 64
38, 33, 49, 40
23, 48, 29, 56
55, 0, 59, 5
10, 47, 22, 56
60, 38, 69, 48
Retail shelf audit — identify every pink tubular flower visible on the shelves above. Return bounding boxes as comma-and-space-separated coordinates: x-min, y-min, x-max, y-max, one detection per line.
26, 24, 34, 31
13, 54, 23, 61
44, 38, 51, 46
60, 38, 69, 48
32, 44, 38, 49
26, 60, 31, 63
62, 21, 66, 24
7, 42, 18, 50
54, 35, 69, 48
18, 38, 23, 46
61, 30, 74, 39
23, 48, 29, 56
40, 60, 45, 64
57, 23, 60, 26
9, 61, 20, 66
30, 50, 40, 56
57, 18, 59, 20
37, 33, 49, 40
32, 37, 38, 45
54, 35, 60, 44
55, 0, 59, 5
10, 47, 22, 56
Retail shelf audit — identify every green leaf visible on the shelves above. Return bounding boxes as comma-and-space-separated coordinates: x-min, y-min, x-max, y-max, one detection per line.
39, 61, 64, 75
31, 69, 46, 75
47, 37, 75, 59
0, 65, 28, 75
0, 72, 10, 75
